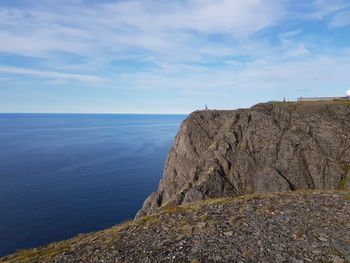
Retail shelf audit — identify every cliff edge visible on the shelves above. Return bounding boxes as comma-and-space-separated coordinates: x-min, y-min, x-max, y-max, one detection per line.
136, 101, 350, 218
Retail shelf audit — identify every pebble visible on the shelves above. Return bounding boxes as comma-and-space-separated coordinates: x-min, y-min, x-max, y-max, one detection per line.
223, 231, 233, 237
331, 255, 345, 263
198, 222, 207, 228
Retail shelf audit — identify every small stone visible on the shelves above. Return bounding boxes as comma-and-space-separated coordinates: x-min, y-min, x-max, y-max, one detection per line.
276, 253, 285, 261
331, 255, 344, 263
224, 231, 234, 237
215, 256, 223, 261
198, 222, 206, 228
281, 216, 290, 222
318, 237, 328, 242
242, 223, 249, 227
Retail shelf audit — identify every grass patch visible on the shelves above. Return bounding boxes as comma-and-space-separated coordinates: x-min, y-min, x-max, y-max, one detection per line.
134, 214, 158, 226
160, 205, 188, 215
339, 176, 348, 190
341, 195, 350, 200
338, 166, 350, 190
180, 224, 194, 235
2, 243, 71, 263
343, 165, 350, 172
335, 100, 350, 106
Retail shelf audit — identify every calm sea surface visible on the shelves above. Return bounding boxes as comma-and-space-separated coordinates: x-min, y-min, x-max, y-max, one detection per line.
0, 114, 186, 257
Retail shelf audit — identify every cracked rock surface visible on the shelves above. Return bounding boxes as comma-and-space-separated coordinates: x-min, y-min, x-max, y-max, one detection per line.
1, 191, 349, 263
136, 102, 350, 218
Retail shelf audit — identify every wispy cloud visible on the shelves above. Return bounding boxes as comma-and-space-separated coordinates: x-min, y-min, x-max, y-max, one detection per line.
0, 0, 286, 60
329, 10, 350, 28
0, 66, 106, 82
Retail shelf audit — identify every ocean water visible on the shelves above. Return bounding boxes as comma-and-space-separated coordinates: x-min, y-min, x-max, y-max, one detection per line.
0, 114, 186, 257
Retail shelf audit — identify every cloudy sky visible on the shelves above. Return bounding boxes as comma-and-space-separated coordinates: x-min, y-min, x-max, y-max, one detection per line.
0, 0, 350, 113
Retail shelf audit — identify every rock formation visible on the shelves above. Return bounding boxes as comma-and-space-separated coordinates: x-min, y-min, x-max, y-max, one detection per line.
136, 101, 350, 218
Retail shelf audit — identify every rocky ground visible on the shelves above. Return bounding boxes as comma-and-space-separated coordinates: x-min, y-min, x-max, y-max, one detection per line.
1, 190, 350, 263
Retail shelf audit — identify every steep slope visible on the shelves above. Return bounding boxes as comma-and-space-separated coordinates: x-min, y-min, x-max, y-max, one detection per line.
136, 101, 350, 218
1, 191, 349, 263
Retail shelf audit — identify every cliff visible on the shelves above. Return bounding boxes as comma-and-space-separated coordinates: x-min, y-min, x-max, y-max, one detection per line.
1, 191, 349, 263
136, 101, 350, 218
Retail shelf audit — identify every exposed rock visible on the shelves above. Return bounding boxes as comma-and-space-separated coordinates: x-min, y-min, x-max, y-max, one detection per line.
2, 191, 349, 263
136, 102, 350, 218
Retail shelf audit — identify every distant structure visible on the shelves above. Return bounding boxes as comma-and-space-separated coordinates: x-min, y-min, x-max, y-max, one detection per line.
297, 96, 350, 102
205, 104, 208, 110
297, 91, 350, 102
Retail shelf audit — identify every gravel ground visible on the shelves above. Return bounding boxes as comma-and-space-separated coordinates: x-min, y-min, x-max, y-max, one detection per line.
1, 191, 350, 263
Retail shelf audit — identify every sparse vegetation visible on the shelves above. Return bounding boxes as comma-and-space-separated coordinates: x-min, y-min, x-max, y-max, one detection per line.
1, 190, 349, 263
208, 142, 217, 150
339, 166, 350, 190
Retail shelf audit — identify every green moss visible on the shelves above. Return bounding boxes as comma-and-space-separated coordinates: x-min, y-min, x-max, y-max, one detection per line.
339, 176, 348, 190
341, 195, 350, 200
343, 165, 350, 172
339, 166, 350, 190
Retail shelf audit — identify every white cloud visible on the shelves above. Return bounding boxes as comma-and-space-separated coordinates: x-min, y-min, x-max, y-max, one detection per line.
0, 0, 286, 60
310, 0, 350, 19
329, 10, 350, 28
160, 0, 287, 35
284, 45, 310, 58
278, 30, 302, 40
0, 66, 107, 82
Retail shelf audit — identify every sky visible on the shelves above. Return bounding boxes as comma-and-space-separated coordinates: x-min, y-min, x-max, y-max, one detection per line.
0, 0, 350, 113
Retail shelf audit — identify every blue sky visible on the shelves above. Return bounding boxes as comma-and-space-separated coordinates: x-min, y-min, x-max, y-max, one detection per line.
0, 0, 350, 113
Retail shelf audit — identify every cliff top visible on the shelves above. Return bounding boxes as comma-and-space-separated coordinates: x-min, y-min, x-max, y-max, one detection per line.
136, 100, 350, 218
1, 190, 350, 263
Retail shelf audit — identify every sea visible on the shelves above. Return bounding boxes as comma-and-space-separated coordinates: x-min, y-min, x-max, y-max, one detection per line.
0, 113, 186, 257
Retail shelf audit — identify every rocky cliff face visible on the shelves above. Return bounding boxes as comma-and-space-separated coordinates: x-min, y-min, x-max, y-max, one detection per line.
136, 102, 350, 218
